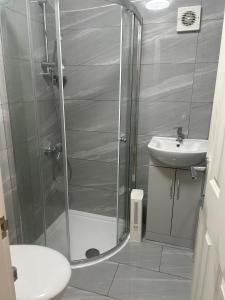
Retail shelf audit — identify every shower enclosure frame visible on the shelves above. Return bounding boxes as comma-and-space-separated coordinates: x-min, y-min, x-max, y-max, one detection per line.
54, 0, 142, 267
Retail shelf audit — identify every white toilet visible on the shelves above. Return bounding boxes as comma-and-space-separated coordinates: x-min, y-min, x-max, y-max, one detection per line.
10, 245, 71, 300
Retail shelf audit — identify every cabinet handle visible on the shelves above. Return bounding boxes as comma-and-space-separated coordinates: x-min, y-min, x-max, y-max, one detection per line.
176, 179, 180, 200
170, 179, 173, 199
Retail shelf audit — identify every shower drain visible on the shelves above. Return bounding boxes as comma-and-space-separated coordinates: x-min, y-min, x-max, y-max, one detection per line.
85, 248, 100, 259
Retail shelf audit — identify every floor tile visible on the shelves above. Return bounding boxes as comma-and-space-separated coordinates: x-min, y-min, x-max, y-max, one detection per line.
63, 286, 116, 300
110, 241, 162, 271
109, 264, 191, 300
160, 246, 193, 279
69, 261, 118, 295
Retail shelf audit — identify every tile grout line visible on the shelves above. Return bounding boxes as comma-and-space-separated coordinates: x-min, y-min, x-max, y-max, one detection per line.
66, 285, 120, 300
142, 239, 194, 252
107, 263, 120, 297
111, 260, 192, 281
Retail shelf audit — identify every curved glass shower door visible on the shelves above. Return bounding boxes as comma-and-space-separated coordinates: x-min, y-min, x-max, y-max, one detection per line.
0, 0, 141, 266
54, 0, 142, 265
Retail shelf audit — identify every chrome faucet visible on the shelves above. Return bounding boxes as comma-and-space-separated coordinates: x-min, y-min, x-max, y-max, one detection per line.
175, 126, 185, 143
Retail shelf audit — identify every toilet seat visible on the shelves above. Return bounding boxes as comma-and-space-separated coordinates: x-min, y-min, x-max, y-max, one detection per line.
10, 245, 71, 300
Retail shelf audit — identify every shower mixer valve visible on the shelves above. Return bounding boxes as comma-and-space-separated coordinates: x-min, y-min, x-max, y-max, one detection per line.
44, 142, 63, 160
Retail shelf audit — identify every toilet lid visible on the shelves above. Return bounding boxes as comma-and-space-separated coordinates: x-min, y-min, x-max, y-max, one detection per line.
10, 245, 71, 300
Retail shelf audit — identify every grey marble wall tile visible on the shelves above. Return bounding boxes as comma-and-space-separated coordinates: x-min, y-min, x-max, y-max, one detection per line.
29, 0, 44, 23
63, 66, 120, 100
136, 164, 148, 190
0, 105, 7, 151
0, 44, 8, 106
5, 0, 43, 24
4, 188, 17, 243
69, 158, 117, 191
4, 58, 33, 103
132, 0, 201, 24
45, 189, 65, 228
66, 131, 118, 162
192, 63, 218, 102
136, 164, 148, 210
24, 140, 42, 207
30, 20, 46, 62
0, 148, 18, 243
33, 62, 54, 101
196, 20, 223, 63
5, 147, 16, 190
0, 149, 12, 195
138, 101, 190, 136
109, 264, 191, 300
60, 0, 114, 11
60, 4, 121, 29
45, 8, 57, 61
12, 142, 32, 187
65, 100, 119, 133
142, 23, 198, 64
32, 206, 45, 241
110, 241, 162, 271
9, 102, 36, 144
1, 8, 30, 60
40, 150, 64, 201
140, 64, 195, 102
160, 246, 193, 279
137, 134, 152, 167
4, 0, 27, 16
202, 0, 225, 20
62, 27, 120, 66
63, 287, 115, 300
37, 100, 60, 141
70, 261, 119, 295
69, 185, 117, 217
188, 102, 212, 139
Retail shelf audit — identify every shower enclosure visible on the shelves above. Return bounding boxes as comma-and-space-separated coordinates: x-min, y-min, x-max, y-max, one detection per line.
0, 0, 142, 267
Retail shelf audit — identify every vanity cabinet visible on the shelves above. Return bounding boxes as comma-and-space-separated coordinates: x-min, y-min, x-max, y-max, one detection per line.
146, 166, 203, 248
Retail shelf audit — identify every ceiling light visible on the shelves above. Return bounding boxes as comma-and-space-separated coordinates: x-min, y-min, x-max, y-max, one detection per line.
145, 0, 170, 10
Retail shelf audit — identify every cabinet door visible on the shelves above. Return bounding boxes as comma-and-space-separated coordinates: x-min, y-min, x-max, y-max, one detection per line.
147, 166, 175, 236
171, 169, 202, 240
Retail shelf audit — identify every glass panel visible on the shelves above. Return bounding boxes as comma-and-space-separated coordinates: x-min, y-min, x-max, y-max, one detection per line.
58, 0, 122, 262
40, 0, 68, 256
0, 0, 69, 256
0, 0, 45, 244
117, 9, 133, 241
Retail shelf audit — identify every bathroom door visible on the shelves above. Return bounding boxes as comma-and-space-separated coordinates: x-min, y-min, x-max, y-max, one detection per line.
0, 171, 16, 300
117, 9, 133, 242
191, 17, 225, 300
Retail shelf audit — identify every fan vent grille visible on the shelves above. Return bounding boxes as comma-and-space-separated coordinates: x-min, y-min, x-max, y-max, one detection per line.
182, 11, 196, 26
177, 6, 201, 32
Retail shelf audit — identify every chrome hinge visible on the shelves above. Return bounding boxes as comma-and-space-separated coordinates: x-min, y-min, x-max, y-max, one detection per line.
0, 216, 8, 239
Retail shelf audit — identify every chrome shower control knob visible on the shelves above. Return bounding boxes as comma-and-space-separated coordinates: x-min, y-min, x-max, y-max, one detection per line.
44, 145, 56, 154
119, 136, 127, 143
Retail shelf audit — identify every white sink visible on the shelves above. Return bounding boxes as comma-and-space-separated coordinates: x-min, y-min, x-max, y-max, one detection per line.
148, 136, 208, 168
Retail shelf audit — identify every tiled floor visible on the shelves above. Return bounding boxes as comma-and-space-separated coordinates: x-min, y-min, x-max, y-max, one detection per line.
63, 240, 193, 300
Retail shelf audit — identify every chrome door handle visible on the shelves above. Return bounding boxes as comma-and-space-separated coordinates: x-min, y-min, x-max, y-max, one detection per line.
170, 179, 173, 199
119, 136, 127, 143
176, 179, 180, 200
